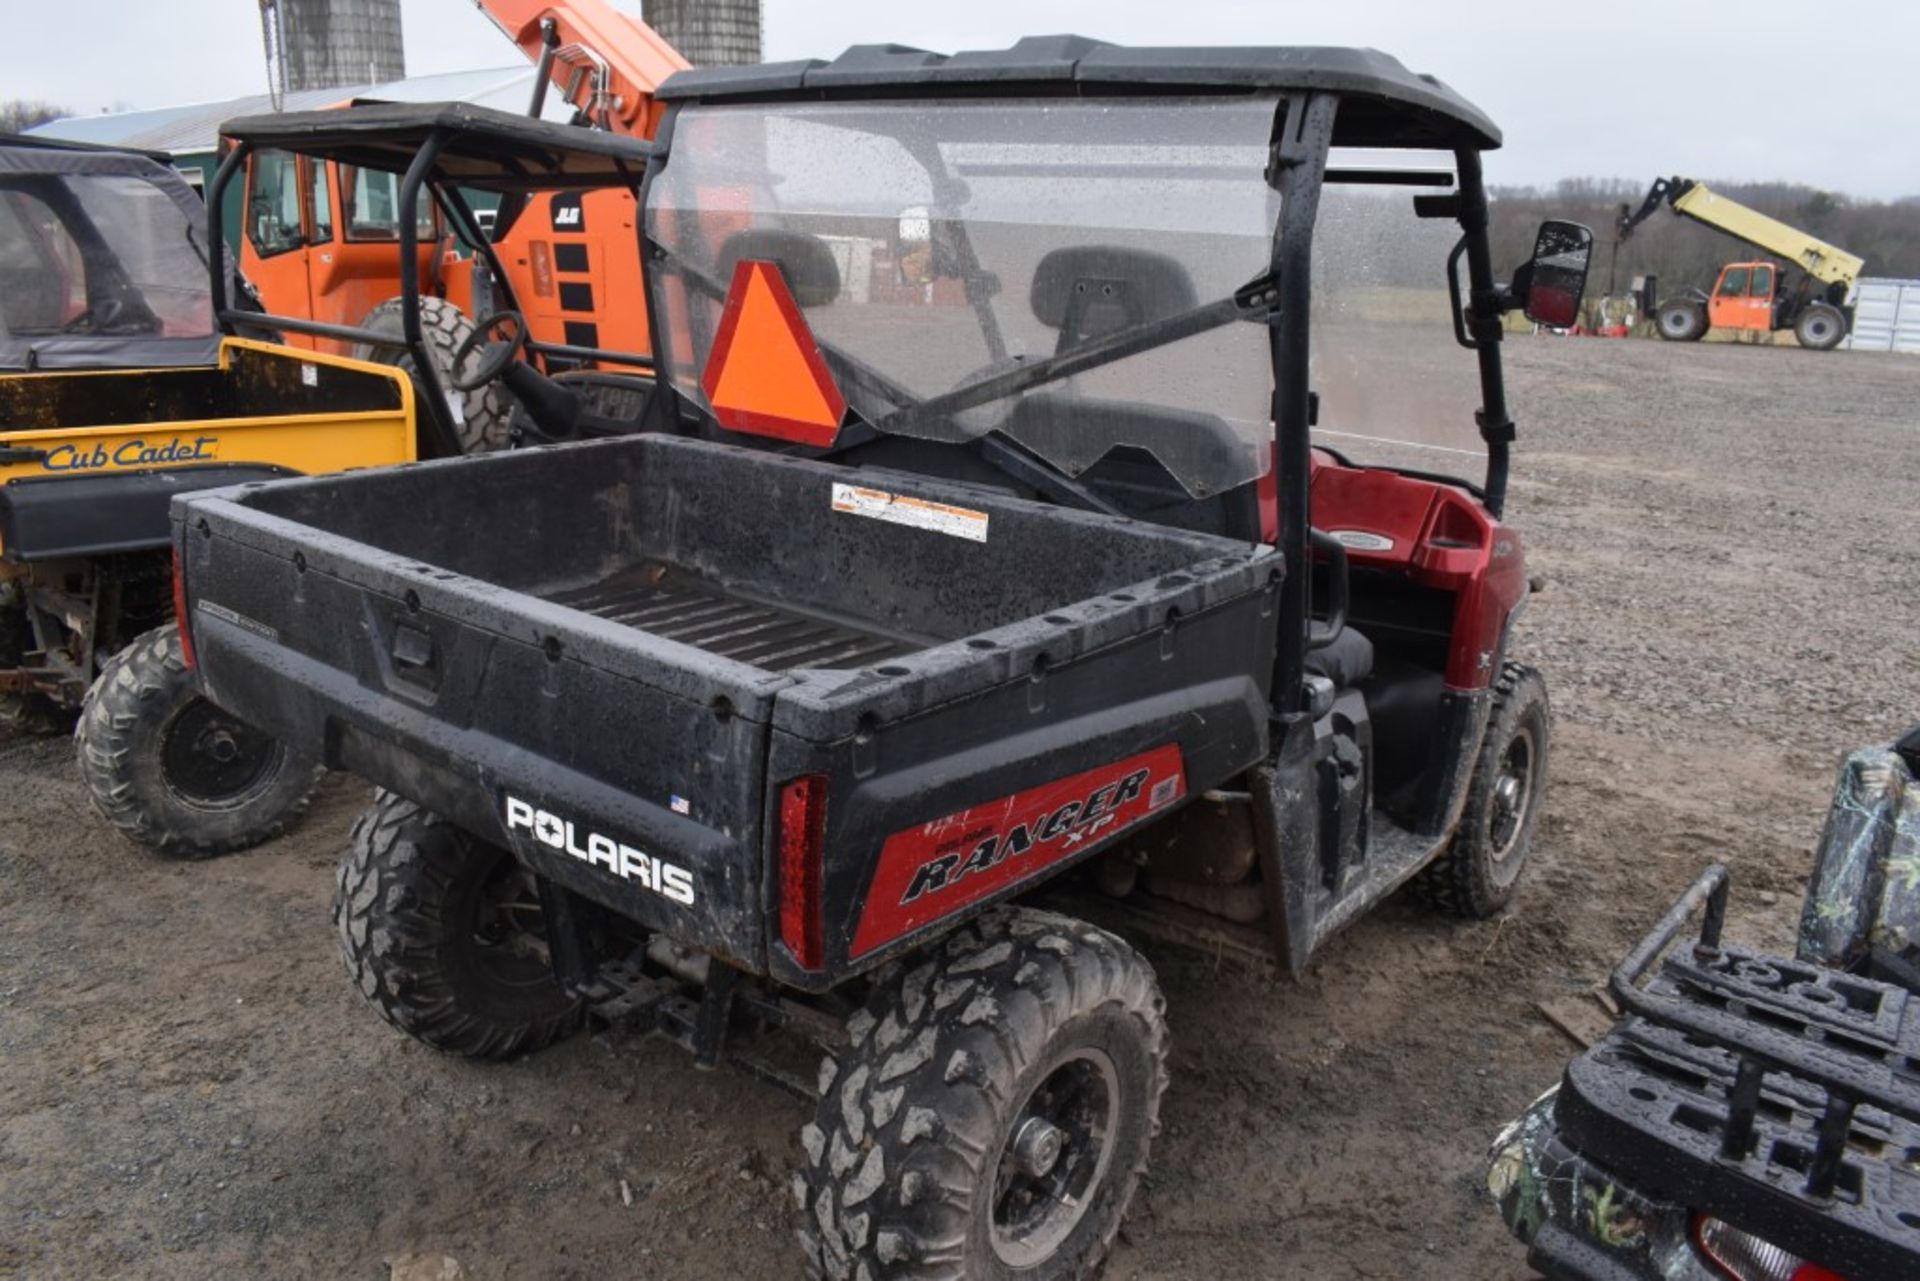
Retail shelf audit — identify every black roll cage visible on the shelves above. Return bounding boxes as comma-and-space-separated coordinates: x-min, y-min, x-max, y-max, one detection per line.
637, 89, 1519, 720
205, 122, 656, 459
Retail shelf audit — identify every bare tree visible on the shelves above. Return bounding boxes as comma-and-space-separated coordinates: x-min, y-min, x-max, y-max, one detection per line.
0, 99, 70, 135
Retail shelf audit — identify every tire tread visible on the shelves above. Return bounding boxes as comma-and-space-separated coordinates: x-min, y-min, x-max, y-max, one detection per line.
333, 789, 583, 1060
356, 297, 511, 454
74, 627, 322, 858
797, 908, 1167, 1280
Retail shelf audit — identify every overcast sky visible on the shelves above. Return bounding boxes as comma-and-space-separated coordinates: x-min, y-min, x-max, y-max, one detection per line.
6, 0, 1915, 198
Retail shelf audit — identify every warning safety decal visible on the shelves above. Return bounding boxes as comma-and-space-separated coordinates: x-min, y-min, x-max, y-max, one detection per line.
831, 482, 989, 543
849, 744, 1185, 957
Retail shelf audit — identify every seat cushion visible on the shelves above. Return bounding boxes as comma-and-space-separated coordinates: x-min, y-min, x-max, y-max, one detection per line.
1305, 626, 1375, 689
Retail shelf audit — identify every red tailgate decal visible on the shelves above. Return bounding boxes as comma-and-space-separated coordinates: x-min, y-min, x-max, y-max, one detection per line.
850, 744, 1185, 958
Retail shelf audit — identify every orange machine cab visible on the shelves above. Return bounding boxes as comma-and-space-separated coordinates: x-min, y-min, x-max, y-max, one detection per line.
239, 149, 651, 363
500, 187, 651, 359
1706, 260, 1776, 333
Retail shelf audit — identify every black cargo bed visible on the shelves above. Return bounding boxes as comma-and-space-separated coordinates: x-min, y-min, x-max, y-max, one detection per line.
542, 564, 924, 672
177, 434, 1282, 981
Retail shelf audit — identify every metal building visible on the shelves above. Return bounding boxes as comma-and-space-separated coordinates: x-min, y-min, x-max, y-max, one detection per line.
1846, 278, 1920, 354
277, 0, 407, 92
641, 0, 761, 66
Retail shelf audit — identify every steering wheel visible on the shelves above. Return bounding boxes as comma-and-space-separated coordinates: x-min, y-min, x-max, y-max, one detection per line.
449, 309, 528, 392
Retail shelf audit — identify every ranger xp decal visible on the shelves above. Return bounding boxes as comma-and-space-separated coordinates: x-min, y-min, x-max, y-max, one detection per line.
503, 796, 695, 906
850, 744, 1185, 957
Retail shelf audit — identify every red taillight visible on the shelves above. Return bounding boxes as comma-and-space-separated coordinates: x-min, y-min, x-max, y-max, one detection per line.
170, 548, 195, 670
1694, 1215, 1849, 1281
777, 775, 827, 970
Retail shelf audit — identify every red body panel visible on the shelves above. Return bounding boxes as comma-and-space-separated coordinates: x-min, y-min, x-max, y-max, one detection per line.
850, 744, 1186, 958
1282, 453, 1526, 690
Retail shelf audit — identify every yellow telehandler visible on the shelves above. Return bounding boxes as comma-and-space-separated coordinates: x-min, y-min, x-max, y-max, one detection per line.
1619, 175, 1864, 350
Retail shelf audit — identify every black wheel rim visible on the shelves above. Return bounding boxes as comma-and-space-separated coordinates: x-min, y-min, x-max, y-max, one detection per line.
159, 698, 284, 809
989, 1047, 1119, 1268
1488, 722, 1538, 869
465, 848, 555, 990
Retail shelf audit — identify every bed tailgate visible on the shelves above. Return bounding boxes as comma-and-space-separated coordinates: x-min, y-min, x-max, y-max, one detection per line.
173, 494, 784, 969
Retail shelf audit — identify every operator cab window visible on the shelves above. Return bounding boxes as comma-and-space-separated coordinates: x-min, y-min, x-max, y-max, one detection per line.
1719, 266, 1750, 297
342, 166, 436, 242
247, 149, 306, 257
310, 164, 333, 243
1749, 264, 1773, 297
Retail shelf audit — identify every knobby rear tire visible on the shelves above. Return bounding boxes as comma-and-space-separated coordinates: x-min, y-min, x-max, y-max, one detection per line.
335, 789, 584, 1060
1793, 303, 1846, 351
796, 907, 1168, 1280
75, 626, 323, 859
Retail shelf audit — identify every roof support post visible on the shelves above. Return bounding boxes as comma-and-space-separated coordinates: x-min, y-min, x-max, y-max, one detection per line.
206, 141, 252, 326
397, 130, 464, 458
1266, 92, 1335, 717
1453, 148, 1514, 517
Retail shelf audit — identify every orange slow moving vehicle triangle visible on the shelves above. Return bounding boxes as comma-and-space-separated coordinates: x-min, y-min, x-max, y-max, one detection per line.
700, 260, 846, 447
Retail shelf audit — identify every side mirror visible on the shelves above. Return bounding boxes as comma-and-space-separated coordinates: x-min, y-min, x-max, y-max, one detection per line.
894, 206, 933, 287
1519, 220, 1594, 328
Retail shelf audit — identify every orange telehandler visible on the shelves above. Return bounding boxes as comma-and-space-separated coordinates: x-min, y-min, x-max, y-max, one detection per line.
237, 0, 687, 446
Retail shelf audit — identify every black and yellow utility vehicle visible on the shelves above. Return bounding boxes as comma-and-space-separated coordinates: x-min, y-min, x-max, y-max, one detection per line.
170, 43, 1591, 1278
52, 112, 677, 858
0, 135, 509, 855
0, 134, 419, 853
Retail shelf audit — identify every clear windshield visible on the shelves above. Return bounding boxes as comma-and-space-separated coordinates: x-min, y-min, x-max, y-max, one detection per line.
1310, 155, 1484, 479
0, 173, 212, 347
648, 96, 1283, 498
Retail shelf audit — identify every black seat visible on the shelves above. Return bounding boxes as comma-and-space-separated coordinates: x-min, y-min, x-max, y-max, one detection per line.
1305, 626, 1374, 689
1029, 244, 1198, 354
714, 228, 843, 306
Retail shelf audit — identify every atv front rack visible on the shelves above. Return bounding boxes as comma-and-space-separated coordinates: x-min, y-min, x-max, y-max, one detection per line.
1552, 864, 1920, 1277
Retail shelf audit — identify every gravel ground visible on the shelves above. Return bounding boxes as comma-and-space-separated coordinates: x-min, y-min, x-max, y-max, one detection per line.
2, 335, 1917, 1280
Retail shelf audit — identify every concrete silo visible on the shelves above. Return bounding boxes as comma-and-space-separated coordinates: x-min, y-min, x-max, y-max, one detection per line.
276, 0, 407, 92
641, 0, 761, 66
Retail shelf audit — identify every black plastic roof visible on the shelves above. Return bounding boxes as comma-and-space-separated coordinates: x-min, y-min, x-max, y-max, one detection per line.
0, 131, 174, 164
217, 102, 656, 191
654, 36, 1500, 150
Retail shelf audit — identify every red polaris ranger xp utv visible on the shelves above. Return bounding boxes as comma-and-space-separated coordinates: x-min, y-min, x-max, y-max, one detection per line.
170, 39, 1590, 1278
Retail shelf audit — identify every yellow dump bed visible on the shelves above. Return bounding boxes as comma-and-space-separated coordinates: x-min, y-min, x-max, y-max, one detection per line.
1, 338, 413, 560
